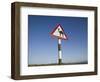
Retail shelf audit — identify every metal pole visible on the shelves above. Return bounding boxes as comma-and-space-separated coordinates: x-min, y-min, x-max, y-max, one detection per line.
58, 38, 62, 65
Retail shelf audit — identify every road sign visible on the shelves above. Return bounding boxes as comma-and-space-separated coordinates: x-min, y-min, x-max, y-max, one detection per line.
51, 24, 68, 40
50, 24, 68, 65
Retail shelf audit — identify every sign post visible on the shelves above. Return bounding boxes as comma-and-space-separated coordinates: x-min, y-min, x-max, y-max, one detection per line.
58, 38, 62, 64
51, 24, 68, 65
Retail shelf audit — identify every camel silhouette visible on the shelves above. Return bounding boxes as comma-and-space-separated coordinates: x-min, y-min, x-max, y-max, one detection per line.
58, 28, 63, 37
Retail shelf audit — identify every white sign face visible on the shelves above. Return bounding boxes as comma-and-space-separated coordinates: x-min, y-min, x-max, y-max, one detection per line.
51, 24, 67, 40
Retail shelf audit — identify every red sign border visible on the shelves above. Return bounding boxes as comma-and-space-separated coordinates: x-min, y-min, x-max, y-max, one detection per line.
50, 24, 68, 40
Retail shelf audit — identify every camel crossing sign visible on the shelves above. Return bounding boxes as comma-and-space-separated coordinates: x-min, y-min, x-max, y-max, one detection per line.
51, 24, 68, 64
51, 24, 67, 40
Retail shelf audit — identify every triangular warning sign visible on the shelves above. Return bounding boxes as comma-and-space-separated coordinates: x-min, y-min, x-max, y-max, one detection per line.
51, 24, 68, 40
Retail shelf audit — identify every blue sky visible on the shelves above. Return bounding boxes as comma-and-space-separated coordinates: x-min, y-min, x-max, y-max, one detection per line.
28, 15, 88, 65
